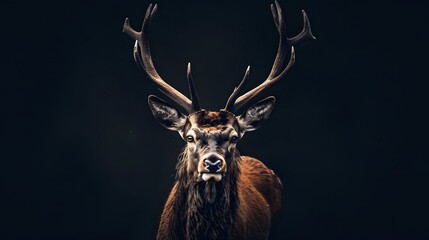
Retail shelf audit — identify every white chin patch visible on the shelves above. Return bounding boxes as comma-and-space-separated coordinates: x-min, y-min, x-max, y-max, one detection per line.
201, 173, 222, 182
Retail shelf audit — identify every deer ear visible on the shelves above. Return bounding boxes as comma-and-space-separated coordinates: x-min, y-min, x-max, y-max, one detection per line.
238, 96, 276, 132
148, 95, 186, 132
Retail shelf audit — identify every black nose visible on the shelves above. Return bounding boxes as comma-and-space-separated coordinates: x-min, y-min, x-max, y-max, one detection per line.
204, 157, 221, 173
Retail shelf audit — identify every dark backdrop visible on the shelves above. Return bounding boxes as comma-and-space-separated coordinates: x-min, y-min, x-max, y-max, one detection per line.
2, 0, 428, 239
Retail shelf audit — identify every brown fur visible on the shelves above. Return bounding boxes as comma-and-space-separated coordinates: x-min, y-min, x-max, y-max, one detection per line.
157, 155, 282, 240
230, 156, 283, 239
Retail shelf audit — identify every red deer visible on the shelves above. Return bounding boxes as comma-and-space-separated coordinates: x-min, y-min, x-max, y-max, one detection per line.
123, 1, 315, 239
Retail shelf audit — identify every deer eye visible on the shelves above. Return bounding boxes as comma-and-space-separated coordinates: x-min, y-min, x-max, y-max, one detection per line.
186, 136, 194, 142
231, 136, 239, 143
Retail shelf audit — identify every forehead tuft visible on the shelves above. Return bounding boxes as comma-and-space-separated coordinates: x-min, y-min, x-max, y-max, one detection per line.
189, 111, 236, 130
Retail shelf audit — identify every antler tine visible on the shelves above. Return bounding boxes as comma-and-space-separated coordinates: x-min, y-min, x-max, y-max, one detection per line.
123, 4, 194, 114
233, 48, 295, 113
223, 66, 251, 112
270, 4, 280, 31
267, 0, 288, 80
187, 63, 201, 111
288, 10, 316, 45
229, 1, 315, 113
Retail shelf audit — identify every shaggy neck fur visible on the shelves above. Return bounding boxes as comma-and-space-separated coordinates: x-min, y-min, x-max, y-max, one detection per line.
175, 149, 241, 240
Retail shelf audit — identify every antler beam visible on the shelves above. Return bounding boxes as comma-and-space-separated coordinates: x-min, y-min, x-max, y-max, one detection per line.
123, 4, 200, 114
226, 0, 316, 113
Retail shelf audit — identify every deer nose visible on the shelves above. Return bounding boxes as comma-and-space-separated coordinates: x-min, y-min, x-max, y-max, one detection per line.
204, 157, 222, 173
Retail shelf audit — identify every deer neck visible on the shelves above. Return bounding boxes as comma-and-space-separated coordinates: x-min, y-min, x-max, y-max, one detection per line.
175, 153, 241, 239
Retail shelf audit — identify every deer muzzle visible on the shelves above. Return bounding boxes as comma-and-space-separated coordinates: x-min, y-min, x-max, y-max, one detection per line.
198, 154, 226, 182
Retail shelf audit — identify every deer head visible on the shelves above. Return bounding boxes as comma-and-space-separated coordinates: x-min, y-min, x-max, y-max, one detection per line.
123, 1, 315, 185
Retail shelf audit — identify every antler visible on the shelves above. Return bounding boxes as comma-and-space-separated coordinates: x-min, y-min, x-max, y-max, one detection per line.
123, 4, 200, 114
224, 66, 250, 112
225, 1, 316, 113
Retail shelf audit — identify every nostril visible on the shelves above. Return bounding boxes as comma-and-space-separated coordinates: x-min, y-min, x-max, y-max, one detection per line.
204, 158, 222, 173
205, 159, 221, 165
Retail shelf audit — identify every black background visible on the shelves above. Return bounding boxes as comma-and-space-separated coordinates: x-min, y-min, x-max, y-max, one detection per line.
2, 0, 428, 239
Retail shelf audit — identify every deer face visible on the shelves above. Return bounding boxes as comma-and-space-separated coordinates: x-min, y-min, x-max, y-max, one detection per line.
184, 110, 238, 182
148, 95, 275, 182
